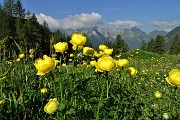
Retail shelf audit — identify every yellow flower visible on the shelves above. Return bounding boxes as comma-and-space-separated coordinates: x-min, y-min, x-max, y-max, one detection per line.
83, 47, 94, 56
99, 44, 108, 51
127, 67, 137, 76
116, 59, 129, 67
1, 75, 7, 81
90, 60, 96, 66
34, 55, 59, 75
54, 42, 68, 53
29, 54, 34, 58
41, 88, 48, 94
70, 33, 86, 46
16, 58, 21, 62
165, 69, 180, 87
95, 56, 116, 72
0, 99, 5, 105
19, 54, 25, 59
29, 49, 35, 54
62, 63, 66, 67
154, 91, 162, 98
44, 98, 59, 114
103, 48, 113, 55
94, 51, 101, 58
70, 54, 74, 57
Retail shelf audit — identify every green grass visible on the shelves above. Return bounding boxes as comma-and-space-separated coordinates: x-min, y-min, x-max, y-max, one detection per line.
0, 50, 180, 120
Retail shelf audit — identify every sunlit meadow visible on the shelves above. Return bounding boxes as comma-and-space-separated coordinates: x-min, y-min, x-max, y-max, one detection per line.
0, 33, 180, 120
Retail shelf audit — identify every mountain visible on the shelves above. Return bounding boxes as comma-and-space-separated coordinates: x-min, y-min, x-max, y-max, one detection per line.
148, 30, 167, 39
60, 27, 168, 50
164, 26, 180, 48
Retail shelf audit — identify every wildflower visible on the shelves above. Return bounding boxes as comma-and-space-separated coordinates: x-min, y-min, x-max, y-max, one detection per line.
154, 91, 162, 98
70, 54, 74, 57
116, 59, 129, 67
127, 67, 137, 76
83, 47, 94, 56
151, 104, 158, 109
54, 42, 68, 53
41, 88, 48, 94
62, 63, 66, 67
103, 48, 113, 55
29, 49, 35, 54
19, 95, 23, 100
70, 33, 86, 46
19, 53, 25, 59
99, 44, 108, 51
44, 98, 59, 114
16, 58, 21, 62
34, 55, 59, 75
94, 51, 101, 58
95, 56, 116, 72
90, 60, 96, 66
29, 54, 34, 58
0, 99, 5, 105
1, 75, 7, 81
165, 69, 180, 87
163, 113, 169, 119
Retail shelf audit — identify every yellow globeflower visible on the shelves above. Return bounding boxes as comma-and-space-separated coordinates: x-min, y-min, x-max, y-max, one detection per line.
94, 51, 101, 58
70, 33, 86, 46
1, 75, 7, 81
54, 42, 68, 53
83, 47, 94, 56
0, 99, 5, 105
99, 44, 108, 51
16, 58, 21, 62
19, 53, 25, 59
165, 69, 180, 87
70, 54, 74, 57
29, 49, 35, 54
95, 56, 116, 72
90, 60, 96, 66
41, 88, 48, 94
127, 67, 137, 76
103, 48, 113, 55
29, 54, 34, 58
34, 55, 59, 75
44, 98, 59, 114
154, 91, 162, 98
116, 59, 129, 67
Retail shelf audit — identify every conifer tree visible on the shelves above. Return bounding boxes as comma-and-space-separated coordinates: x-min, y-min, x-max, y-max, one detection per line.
154, 35, 166, 54
140, 40, 147, 51
147, 38, 156, 52
169, 35, 180, 55
114, 34, 129, 54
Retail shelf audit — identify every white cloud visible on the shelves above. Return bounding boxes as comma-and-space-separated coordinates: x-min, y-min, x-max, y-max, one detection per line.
36, 12, 103, 30
152, 21, 180, 28
108, 20, 141, 27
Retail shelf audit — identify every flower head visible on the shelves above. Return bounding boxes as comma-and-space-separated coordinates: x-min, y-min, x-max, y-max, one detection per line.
103, 48, 113, 55
127, 67, 137, 76
95, 56, 116, 72
41, 88, 48, 94
154, 91, 162, 98
99, 44, 108, 51
54, 42, 68, 53
90, 60, 97, 66
165, 69, 180, 87
70, 33, 86, 46
44, 98, 59, 114
116, 59, 129, 67
83, 47, 94, 56
29, 49, 35, 54
19, 54, 25, 59
34, 55, 59, 75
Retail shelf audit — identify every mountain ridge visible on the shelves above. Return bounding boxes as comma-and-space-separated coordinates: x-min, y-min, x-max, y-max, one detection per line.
60, 26, 169, 49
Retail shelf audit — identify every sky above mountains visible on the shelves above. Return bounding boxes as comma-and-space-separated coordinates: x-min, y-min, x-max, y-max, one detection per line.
1, 0, 180, 33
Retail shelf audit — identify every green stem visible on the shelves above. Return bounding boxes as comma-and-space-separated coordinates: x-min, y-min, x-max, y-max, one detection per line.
96, 73, 107, 120
50, 71, 57, 97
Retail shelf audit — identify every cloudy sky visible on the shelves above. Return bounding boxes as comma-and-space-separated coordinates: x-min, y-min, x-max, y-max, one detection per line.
1, 0, 179, 33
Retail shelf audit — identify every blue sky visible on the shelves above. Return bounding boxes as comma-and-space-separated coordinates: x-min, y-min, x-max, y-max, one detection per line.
1, 0, 180, 33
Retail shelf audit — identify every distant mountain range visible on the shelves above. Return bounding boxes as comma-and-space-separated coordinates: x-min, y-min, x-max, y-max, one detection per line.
60, 26, 179, 50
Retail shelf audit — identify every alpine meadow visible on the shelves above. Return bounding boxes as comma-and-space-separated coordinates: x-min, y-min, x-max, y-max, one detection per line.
0, 0, 180, 120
